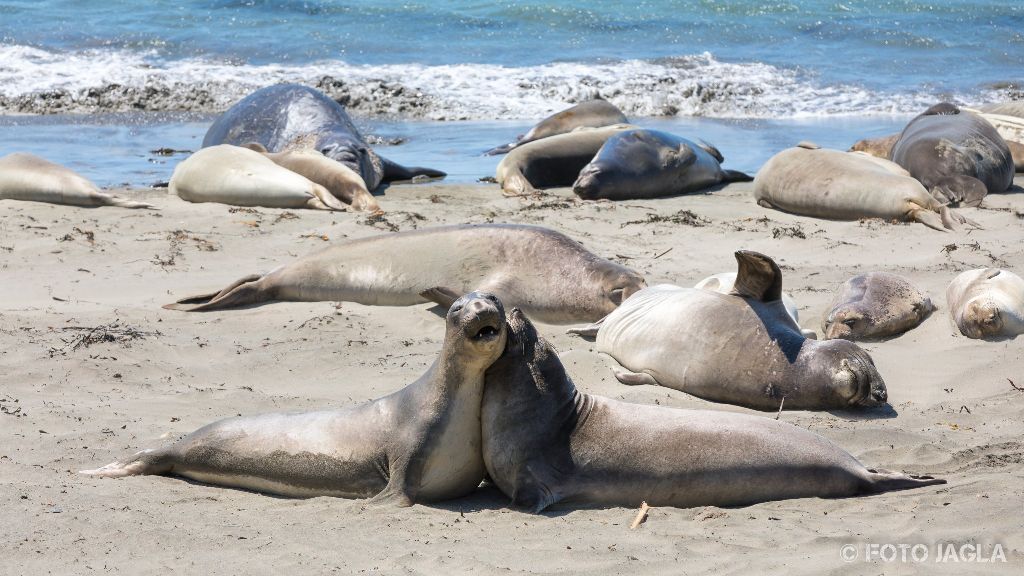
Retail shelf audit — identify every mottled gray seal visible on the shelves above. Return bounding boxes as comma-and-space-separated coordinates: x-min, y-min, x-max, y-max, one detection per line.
203, 84, 445, 194
484, 99, 628, 156
572, 251, 888, 411
754, 143, 971, 231
483, 307, 943, 511
495, 124, 635, 196
0, 153, 153, 209
169, 145, 347, 210
164, 223, 646, 325
571, 129, 752, 200
823, 272, 934, 341
82, 292, 507, 503
243, 143, 381, 212
947, 268, 1024, 340
889, 103, 1014, 206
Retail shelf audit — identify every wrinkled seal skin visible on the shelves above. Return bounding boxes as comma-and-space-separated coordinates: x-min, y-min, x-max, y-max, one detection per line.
823, 272, 934, 341
495, 124, 635, 196
0, 153, 153, 209
754, 143, 969, 231
571, 129, 752, 200
574, 251, 888, 411
482, 308, 944, 512
947, 268, 1024, 340
164, 223, 646, 325
889, 103, 1014, 206
81, 293, 507, 504
484, 99, 628, 156
203, 84, 445, 194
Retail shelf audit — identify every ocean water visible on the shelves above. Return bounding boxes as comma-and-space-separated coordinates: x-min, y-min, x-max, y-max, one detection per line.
0, 1, 1021, 185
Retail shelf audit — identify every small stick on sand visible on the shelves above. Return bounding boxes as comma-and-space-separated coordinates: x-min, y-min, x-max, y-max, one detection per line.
630, 501, 650, 530
775, 396, 786, 420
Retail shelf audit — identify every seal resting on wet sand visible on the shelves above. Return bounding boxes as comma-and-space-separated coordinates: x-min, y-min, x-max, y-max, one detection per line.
0, 153, 153, 209
484, 99, 628, 156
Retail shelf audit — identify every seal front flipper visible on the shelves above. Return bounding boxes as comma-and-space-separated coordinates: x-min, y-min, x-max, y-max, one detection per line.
567, 318, 605, 339
419, 287, 462, 309
163, 273, 265, 311
379, 156, 446, 182
509, 464, 562, 513
613, 368, 661, 387
930, 175, 988, 207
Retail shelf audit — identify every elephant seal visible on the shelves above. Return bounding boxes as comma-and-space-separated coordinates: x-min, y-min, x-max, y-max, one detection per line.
484, 99, 628, 155
169, 145, 347, 210
483, 307, 944, 511
754, 143, 971, 231
496, 124, 636, 196
823, 272, 934, 341
82, 292, 507, 503
947, 268, 1024, 339
0, 153, 153, 209
203, 84, 445, 193
889, 103, 1014, 206
978, 101, 1024, 117
243, 143, 381, 212
571, 251, 888, 411
850, 133, 899, 158
963, 107, 1024, 172
694, 272, 815, 338
164, 223, 646, 325
571, 129, 752, 200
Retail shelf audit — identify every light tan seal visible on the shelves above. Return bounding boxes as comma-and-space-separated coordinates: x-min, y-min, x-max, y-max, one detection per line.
947, 268, 1024, 339
482, 307, 944, 511
823, 272, 934, 341
0, 153, 153, 209
82, 292, 506, 504
243, 143, 381, 212
484, 99, 628, 155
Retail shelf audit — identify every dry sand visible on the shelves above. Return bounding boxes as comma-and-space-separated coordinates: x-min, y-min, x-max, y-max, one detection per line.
1, 179, 1022, 574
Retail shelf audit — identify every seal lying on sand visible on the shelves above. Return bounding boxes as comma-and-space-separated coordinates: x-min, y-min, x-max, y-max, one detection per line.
496, 124, 635, 196
483, 308, 943, 511
823, 272, 934, 341
947, 268, 1024, 340
694, 272, 815, 338
169, 145, 347, 210
889, 103, 1014, 206
484, 99, 628, 155
243, 143, 381, 212
82, 292, 506, 503
571, 251, 887, 411
754, 143, 972, 231
203, 84, 444, 206
164, 224, 646, 325
0, 153, 153, 209
964, 106, 1024, 173
571, 129, 752, 200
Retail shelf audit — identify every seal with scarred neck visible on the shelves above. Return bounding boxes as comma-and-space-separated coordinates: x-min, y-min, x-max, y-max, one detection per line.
571, 251, 888, 411
0, 153, 153, 209
947, 268, 1024, 340
484, 99, 628, 156
82, 292, 506, 504
482, 308, 944, 512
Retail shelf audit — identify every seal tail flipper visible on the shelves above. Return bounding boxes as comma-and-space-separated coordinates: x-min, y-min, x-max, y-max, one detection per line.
567, 318, 605, 339
419, 287, 462, 309
613, 368, 661, 387
483, 143, 516, 156
937, 205, 982, 230
379, 156, 446, 182
859, 468, 946, 494
99, 194, 157, 209
911, 209, 951, 232
307, 183, 348, 211
722, 169, 754, 183
79, 448, 172, 478
163, 273, 265, 311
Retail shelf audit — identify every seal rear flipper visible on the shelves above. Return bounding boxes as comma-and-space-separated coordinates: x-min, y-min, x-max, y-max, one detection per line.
379, 156, 446, 182
911, 209, 951, 232
100, 194, 158, 209
721, 169, 754, 183
483, 142, 517, 156
163, 273, 265, 312
419, 287, 462, 309
938, 205, 982, 230
307, 184, 348, 211
930, 175, 988, 207
567, 318, 605, 339
79, 448, 173, 478
731, 250, 783, 302
613, 368, 661, 387
859, 468, 946, 494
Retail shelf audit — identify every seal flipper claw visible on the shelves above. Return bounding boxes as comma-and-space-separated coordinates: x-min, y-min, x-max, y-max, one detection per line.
613, 368, 660, 387
931, 175, 988, 207
419, 287, 462, 309
911, 209, 950, 232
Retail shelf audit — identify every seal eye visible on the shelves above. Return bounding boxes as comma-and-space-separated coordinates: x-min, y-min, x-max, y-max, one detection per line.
609, 288, 625, 305
842, 318, 857, 327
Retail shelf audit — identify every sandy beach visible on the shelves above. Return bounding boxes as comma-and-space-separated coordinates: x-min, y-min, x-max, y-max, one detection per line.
2, 179, 1022, 574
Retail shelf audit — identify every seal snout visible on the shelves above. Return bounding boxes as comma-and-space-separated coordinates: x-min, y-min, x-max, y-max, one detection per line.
450, 291, 505, 342
962, 299, 1002, 339
571, 166, 601, 199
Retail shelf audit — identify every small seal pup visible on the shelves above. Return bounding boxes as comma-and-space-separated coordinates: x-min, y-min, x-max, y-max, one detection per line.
484, 99, 628, 155
823, 272, 934, 341
0, 153, 153, 209
483, 308, 944, 511
496, 124, 635, 196
164, 223, 646, 325
693, 272, 815, 338
571, 251, 887, 411
754, 143, 972, 231
82, 292, 507, 503
889, 103, 1014, 206
243, 143, 381, 212
203, 84, 445, 191
169, 145, 347, 210
571, 129, 752, 200
946, 268, 1024, 339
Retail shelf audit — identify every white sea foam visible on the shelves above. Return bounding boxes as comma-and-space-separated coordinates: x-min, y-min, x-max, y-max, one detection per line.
0, 45, 1005, 118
